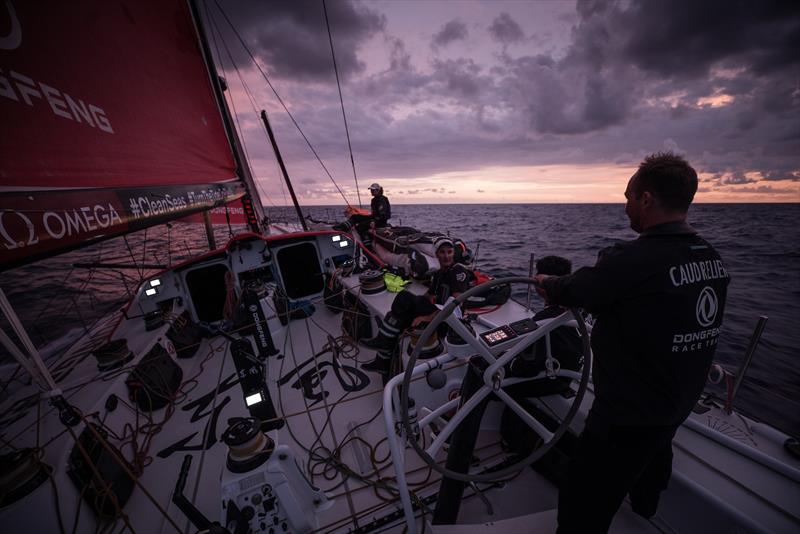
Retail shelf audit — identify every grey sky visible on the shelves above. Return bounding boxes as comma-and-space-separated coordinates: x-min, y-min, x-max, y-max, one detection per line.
209, 0, 800, 205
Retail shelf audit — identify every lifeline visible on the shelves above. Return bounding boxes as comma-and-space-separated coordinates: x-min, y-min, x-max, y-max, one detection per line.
669, 259, 727, 287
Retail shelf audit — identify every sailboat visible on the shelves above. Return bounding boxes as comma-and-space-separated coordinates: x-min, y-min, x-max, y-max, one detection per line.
1, 2, 798, 533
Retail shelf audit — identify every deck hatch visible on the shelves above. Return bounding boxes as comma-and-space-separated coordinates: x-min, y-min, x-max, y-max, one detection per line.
275, 242, 324, 299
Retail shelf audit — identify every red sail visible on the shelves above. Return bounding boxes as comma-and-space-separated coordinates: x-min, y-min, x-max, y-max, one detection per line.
0, 0, 243, 270
178, 200, 249, 225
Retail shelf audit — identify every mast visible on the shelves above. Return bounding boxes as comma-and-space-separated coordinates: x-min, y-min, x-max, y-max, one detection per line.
261, 110, 309, 232
188, 0, 266, 235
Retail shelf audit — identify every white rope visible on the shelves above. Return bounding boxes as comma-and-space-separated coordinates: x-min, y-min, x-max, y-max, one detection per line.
0, 287, 59, 392
0, 327, 43, 389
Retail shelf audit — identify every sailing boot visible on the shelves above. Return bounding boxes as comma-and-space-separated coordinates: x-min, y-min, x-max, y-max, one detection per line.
361, 349, 393, 375
360, 312, 403, 350
333, 220, 352, 232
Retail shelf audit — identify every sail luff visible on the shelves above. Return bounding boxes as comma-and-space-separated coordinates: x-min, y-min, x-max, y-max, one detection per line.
188, 0, 266, 235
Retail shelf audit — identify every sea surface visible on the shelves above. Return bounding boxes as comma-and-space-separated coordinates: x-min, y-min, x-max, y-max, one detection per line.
2, 203, 798, 436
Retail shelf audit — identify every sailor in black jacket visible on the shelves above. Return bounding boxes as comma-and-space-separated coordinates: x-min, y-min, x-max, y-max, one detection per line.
361, 237, 475, 374
536, 152, 729, 533
368, 183, 391, 228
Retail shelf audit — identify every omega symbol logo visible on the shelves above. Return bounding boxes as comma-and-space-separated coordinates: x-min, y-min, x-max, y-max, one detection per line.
1, 1, 22, 50
696, 286, 718, 327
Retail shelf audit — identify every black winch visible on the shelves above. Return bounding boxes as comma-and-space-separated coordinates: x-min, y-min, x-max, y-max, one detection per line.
0, 449, 51, 508
92, 338, 134, 372
359, 270, 386, 295
407, 324, 444, 359
222, 418, 275, 474
143, 309, 165, 331
167, 311, 204, 358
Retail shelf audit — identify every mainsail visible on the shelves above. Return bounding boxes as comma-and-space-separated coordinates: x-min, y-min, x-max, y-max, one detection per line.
0, 0, 251, 271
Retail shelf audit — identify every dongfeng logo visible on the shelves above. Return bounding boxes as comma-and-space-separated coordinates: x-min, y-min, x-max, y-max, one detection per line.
249, 304, 258, 313
696, 286, 718, 327
1, 1, 22, 50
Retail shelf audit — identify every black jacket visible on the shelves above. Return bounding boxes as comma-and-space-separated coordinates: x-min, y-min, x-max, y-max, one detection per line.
370, 194, 391, 227
542, 221, 729, 426
430, 263, 475, 305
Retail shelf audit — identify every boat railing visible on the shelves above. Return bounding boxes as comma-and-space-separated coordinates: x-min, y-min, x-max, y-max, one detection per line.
729, 315, 768, 411
382, 352, 456, 534
380, 297, 589, 533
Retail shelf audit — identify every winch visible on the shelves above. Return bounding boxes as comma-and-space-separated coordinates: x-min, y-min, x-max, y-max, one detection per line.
219, 418, 331, 533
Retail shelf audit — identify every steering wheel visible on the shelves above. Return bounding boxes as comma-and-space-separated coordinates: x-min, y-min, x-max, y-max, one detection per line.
399, 276, 591, 483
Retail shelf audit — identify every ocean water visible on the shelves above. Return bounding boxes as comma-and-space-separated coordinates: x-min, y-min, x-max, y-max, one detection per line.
2, 203, 798, 436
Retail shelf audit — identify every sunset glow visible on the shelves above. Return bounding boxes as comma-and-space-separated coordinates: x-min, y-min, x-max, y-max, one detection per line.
212, 1, 799, 206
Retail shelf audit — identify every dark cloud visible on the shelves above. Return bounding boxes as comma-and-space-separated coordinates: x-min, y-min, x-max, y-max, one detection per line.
431, 59, 483, 98
618, 0, 800, 78
720, 172, 757, 185
728, 184, 798, 194
386, 35, 412, 72
762, 170, 800, 182
736, 110, 759, 131
223, 1, 799, 200
489, 13, 525, 44
225, 0, 385, 81
432, 20, 468, 49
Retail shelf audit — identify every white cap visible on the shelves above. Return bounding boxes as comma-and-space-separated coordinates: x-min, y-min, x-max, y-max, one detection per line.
434, 237, 454, 251
368, 183, 381, 190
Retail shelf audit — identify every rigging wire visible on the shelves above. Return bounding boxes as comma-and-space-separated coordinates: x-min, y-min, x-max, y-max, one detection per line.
301, 318, 360, 529
204, 1, 281, 210
322, 0, 362, 208
211, 0, 353, 207
187, 338, 231, 527
205, 1, 286, 210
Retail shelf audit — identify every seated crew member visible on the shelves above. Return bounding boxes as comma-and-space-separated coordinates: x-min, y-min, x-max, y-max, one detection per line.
360, 237, 475, 375
368, 182, 391, 228
432, 255, 583, 525
338, 183, 391, 246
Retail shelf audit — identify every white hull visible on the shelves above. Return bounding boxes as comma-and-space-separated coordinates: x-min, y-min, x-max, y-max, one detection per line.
1, 230, 798, 533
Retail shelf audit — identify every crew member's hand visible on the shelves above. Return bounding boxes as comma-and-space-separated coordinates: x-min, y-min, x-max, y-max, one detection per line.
412, 313, 436, 327
534, 274, 550, 299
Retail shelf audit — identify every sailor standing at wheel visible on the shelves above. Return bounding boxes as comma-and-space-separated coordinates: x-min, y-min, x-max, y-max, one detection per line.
535, 152, 730, 534
361, 236, 475, 375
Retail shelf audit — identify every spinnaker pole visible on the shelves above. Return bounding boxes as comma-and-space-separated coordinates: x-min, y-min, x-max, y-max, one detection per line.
261, 110, 308, 231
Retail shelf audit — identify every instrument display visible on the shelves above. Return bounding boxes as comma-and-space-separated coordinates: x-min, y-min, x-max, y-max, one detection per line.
480, 325, 518, 347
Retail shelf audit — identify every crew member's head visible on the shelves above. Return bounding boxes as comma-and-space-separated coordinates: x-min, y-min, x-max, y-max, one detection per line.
625, 152, 697, 233
368, 183, 383, 196
536, 256, 571, 305
536, 255, 572, 277
435, 237, 455, 270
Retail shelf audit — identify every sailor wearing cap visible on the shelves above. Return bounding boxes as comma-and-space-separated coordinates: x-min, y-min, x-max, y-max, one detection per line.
368, 183, 391, 228
361, 237, 475, 374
